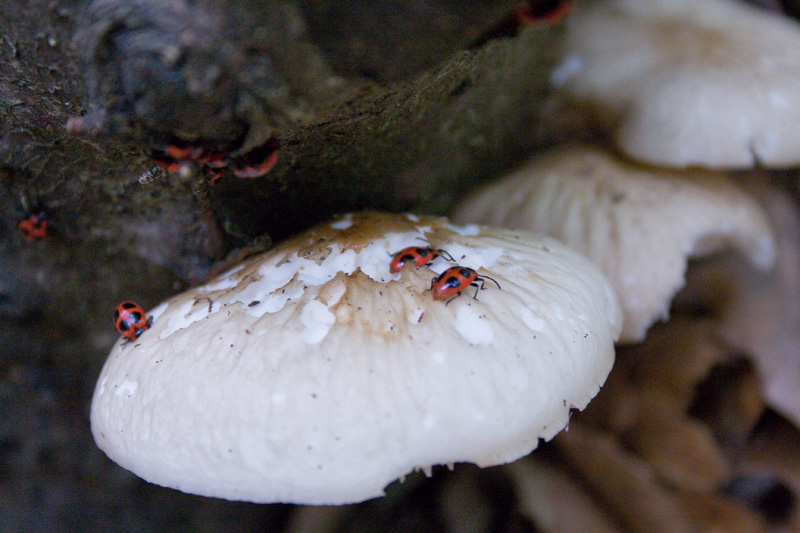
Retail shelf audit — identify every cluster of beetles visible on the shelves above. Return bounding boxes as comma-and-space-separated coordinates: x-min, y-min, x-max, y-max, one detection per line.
14, 145, 500, 343
114, 245, 500, 342
151, 137, 280, 186
389, 246, 500, 302
18, 212, 49, 242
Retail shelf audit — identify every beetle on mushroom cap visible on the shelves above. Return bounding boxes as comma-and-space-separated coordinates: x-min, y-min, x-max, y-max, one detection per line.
389, 246, 454, 273
91, 211, 622, 505
429, 265, 501, 304
114, 301, 152, 342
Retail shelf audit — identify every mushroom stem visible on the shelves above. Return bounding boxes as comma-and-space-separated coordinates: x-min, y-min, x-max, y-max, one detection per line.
185, 163, 229, 260
208, 233, 272, 278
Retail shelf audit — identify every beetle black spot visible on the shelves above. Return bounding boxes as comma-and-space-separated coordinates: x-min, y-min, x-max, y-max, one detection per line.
444, 276, 462, 289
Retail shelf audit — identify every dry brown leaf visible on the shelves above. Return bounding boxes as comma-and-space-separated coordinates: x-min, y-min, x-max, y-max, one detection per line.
284, 505, 348, 533
583, 316, 726, 434
579, 359, 643, 434
553, 419, 695, 533
738, 412, 800, 523
619, 317, 727, 406
622, 408, 730, 493
671, 489, 766, 533
505, 456, 621, 533
437, 468, 494, 533
689, 357, 766, 451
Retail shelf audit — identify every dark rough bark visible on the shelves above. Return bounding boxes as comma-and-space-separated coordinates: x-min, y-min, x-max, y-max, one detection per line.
0, 0, 592, 528
296, 0, 532, 82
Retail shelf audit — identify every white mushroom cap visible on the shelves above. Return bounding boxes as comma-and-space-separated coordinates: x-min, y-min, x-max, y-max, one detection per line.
91, 212, 621, 504
451, 145, 775, 342
555, 0, 800, 168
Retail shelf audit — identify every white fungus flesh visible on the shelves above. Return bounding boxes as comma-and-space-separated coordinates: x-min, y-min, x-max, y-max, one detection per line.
451, 146, 775, 343
91, 212, 622, 505
556, 0, 800, 169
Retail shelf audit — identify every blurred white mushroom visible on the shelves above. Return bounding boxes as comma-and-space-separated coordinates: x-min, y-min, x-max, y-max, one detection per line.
91, 211, 622, 504
451, 145, 775, 342
555, 0, 800, 168
679, 183, 800, 428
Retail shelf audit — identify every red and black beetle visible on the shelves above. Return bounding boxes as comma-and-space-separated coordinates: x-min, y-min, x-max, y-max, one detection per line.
429, 266, 501, 304
114, 301, 153, 342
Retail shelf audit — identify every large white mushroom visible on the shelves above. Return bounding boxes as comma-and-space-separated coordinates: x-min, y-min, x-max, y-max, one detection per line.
554, 0, 800, 168
91, 211, 622, 505
451, 145, 775, 342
